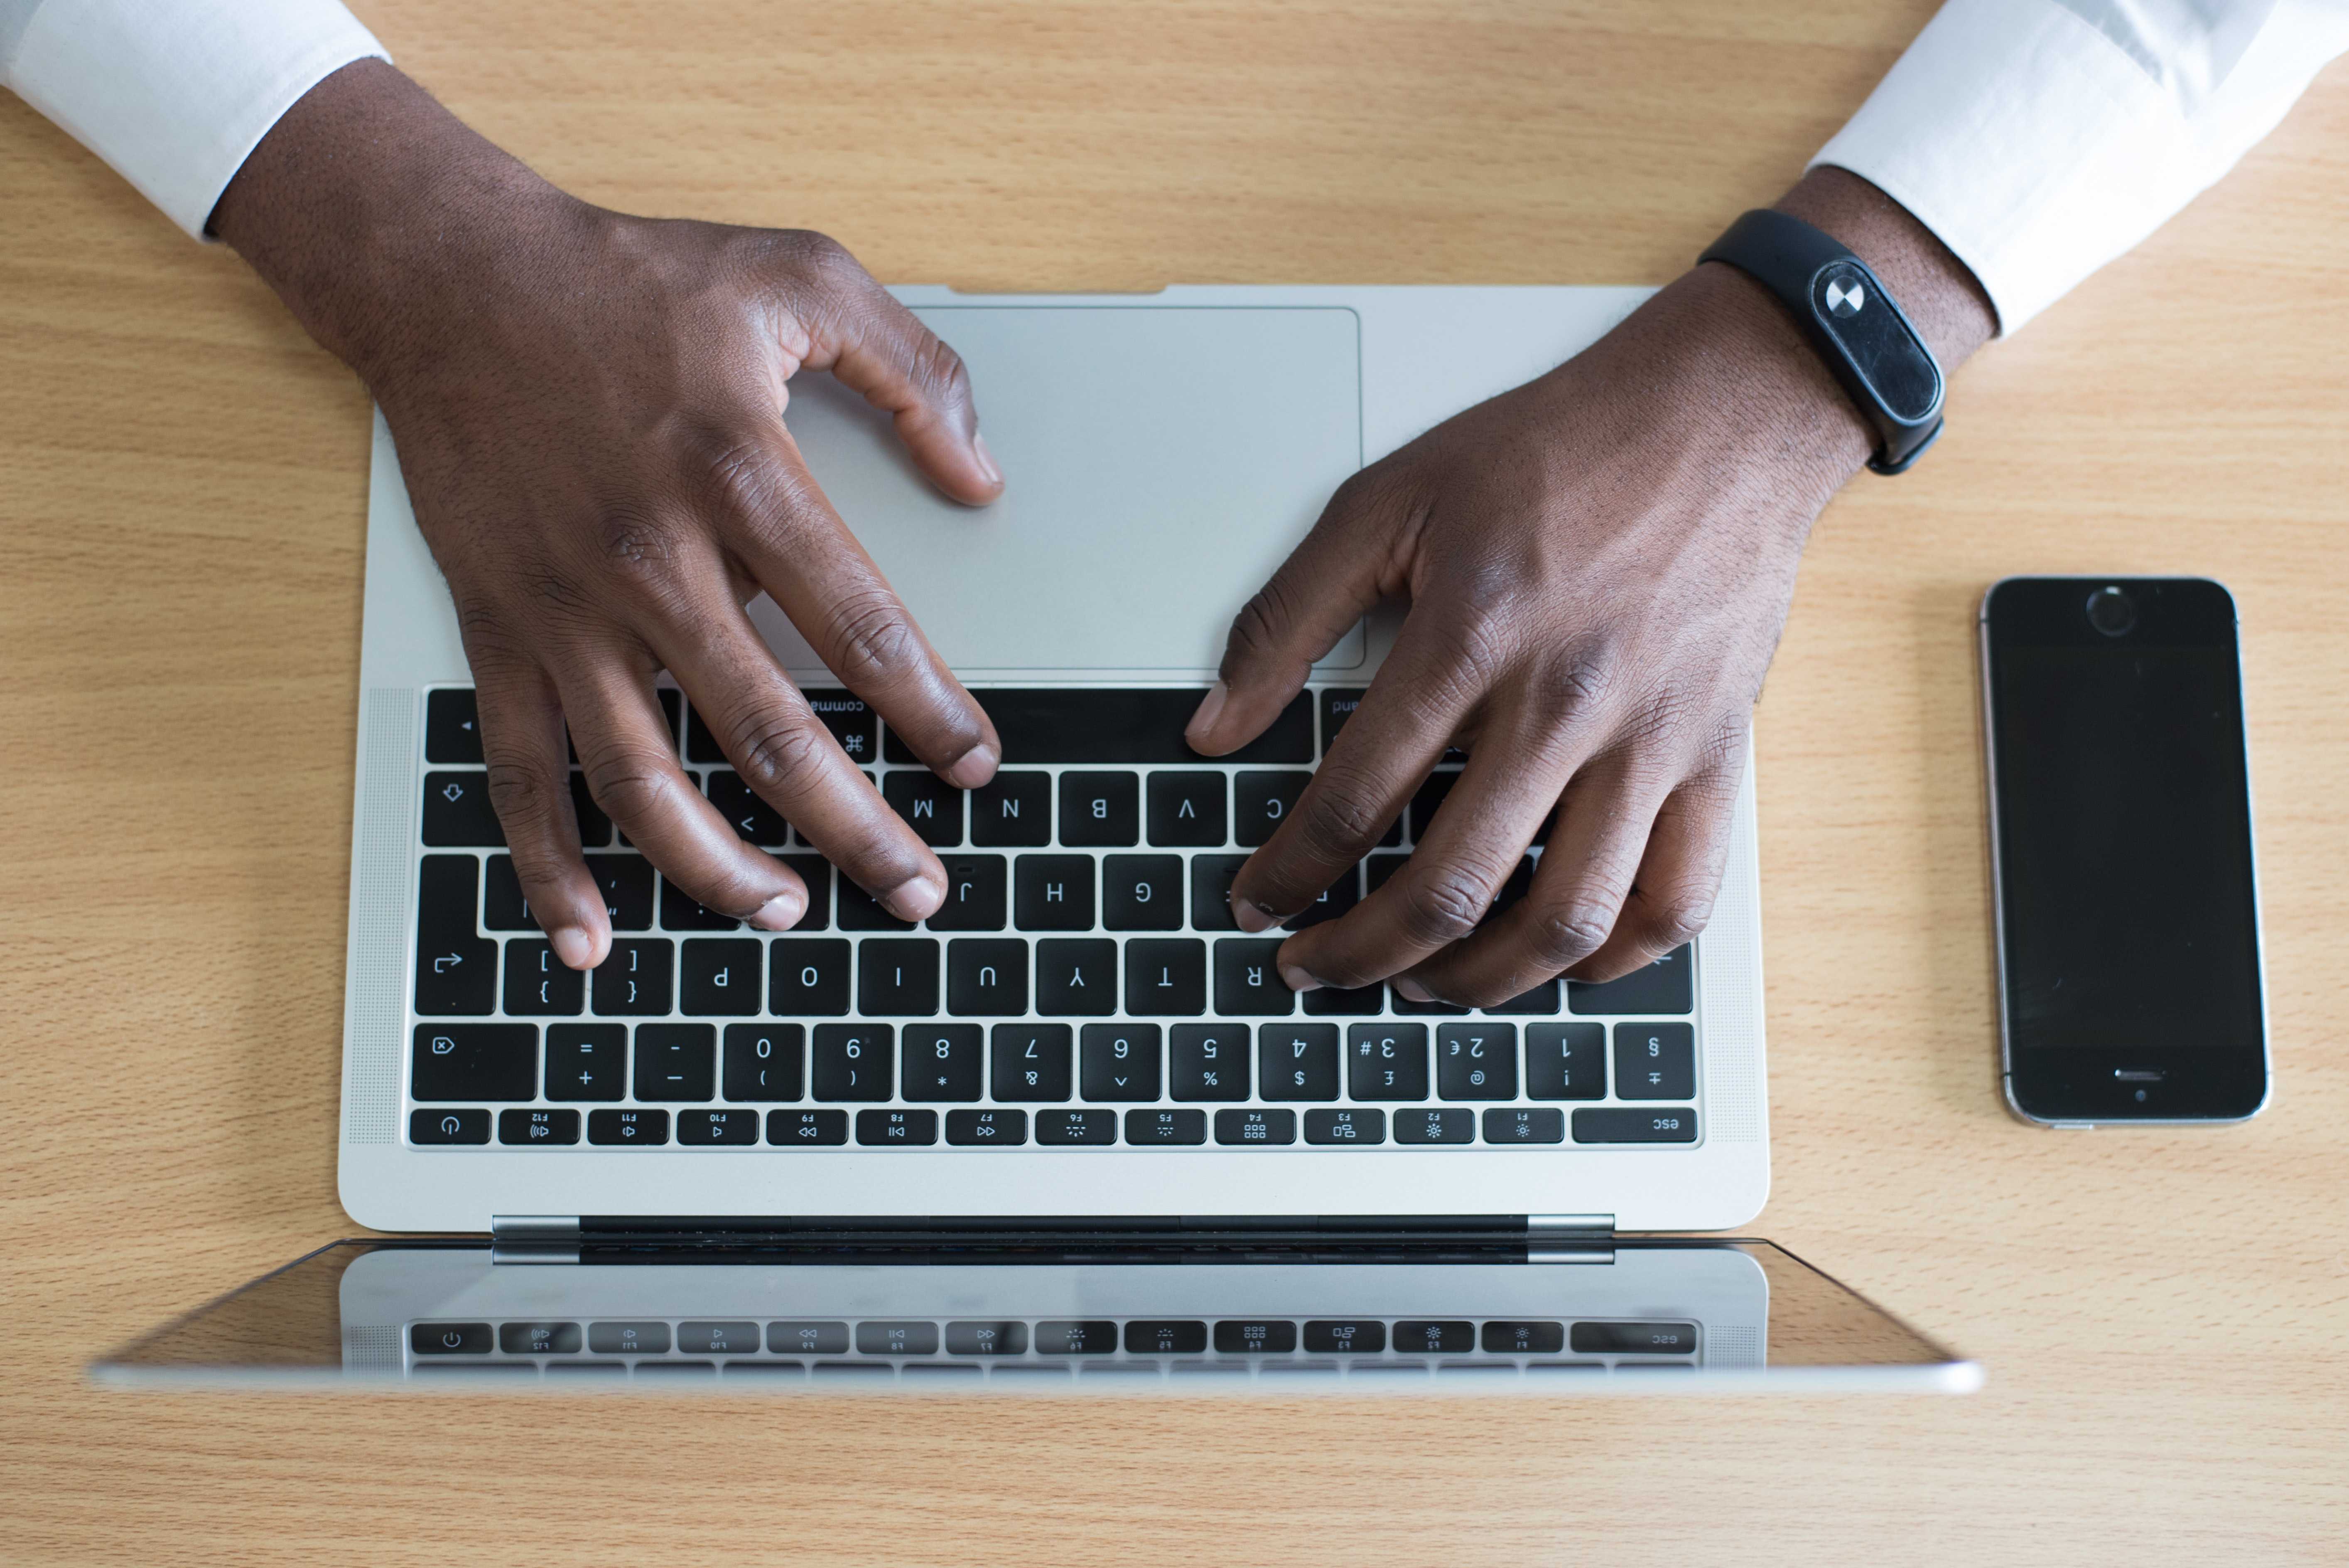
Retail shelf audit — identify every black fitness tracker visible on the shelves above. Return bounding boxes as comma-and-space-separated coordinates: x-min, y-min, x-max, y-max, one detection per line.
1699, 209, 1945, 475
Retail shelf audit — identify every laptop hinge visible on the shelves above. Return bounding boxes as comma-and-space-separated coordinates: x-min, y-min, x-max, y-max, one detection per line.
491, 1215, 581, 1264
1525, 1214, 1616, 1264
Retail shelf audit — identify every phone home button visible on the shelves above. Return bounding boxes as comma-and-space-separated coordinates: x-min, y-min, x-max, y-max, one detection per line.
2113, 1069, 2166, 1082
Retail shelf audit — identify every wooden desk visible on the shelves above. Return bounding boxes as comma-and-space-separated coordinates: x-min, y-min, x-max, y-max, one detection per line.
3, 3, 2343, 1561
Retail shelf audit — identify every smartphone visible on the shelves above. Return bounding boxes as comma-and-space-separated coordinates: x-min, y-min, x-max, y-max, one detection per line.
1979, 577, 2269, 1126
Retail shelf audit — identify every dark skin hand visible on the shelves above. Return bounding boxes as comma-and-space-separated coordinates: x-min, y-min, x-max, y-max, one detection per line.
1188, 167, 1996, 1003
213, 60, 1003, 970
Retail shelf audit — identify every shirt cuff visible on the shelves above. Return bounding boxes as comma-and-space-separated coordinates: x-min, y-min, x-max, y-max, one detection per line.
4, 0, 388, 240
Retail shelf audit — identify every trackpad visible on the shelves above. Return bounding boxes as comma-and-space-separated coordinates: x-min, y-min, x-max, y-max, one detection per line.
758, 304, 1365, 675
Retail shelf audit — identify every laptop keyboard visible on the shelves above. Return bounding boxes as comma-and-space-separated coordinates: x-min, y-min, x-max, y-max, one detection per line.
406, 685, 1701, 1150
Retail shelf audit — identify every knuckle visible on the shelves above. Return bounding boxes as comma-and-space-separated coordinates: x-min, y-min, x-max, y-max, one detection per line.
582, 750, 683, 828
909, 333, 972, 405
1428, 607, 1515, 698
730, 709, 832, 796
590, 506, 685, 599
1225, 578, 1300, 667
1292, 766, 1389, 862
689, 433, 788, 531
1641, 886, 1717, 952
481, 760, 561, 829
1394, 867, 1490, 947
823, 590, 925, 687
1527, 900, 1617, 970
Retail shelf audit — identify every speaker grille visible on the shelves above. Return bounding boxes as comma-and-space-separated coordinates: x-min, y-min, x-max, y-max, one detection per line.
344, 687, 416, 1145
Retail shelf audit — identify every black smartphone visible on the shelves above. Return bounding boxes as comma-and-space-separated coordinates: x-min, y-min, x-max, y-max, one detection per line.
1979, 577, 2269, 1125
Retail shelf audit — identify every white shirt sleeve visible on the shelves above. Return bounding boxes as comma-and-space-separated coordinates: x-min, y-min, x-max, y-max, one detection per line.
0, 0, 387, 241
1813, 0, 2349, 332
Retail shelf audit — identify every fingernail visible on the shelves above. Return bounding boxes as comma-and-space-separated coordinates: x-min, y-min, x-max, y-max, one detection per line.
1185, 680, 1229, 747
749, 891, 805, 932
884, 870, 947, 922
945, 742, 998, 790
1394, 977, 1435, 1004
1279, 965, 1324, 994
549, 926, 596, 970
1234, 898, 1279, 935
973, 434, 1004, 488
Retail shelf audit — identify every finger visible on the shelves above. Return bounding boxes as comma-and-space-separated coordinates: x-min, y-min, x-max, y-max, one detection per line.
474, 662, 609, 970
559, 656, 811, 932
1186, 466, 1415, 756
1565, 737, 1743, 983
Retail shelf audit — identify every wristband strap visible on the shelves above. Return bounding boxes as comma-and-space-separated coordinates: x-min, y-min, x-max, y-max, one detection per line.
1699, 209, 1945, 475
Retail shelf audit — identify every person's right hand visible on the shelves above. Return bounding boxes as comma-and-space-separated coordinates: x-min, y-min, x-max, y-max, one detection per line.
213, 61, 1003, 969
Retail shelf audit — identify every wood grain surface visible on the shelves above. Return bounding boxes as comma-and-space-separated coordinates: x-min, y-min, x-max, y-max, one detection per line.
2, 3, 2344, 1563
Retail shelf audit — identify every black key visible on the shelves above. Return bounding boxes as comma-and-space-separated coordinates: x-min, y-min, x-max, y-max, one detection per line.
413, 1023, 536, 1102
767, 1108, 850, 1145
705, 771, 790, 847
587, 1108, 669, 1145
884, 771, 964, 847
901, 1023, 985, 1102
678, 1320, 761, 1354
1035, 1108, 1117, 1145
1234, 771, 1311, 847
945, 1108, 1027, 1146
681, 938, 762, 1015
991, 1024, 1073, 1102
774, 854, 832, 931
588, 1321, 670, 1355
415, 855, 495, 1015
1058, 771, 1139, 846
1303, 982, 1386, 1018
1394, 1319, 1475, 1353
659, 876, 741, 932
858, 938, 940, 1016
1171, 1024, 1252, 1101
837, 876, 916, 932
411, 1322, 493, 1355
802, 689, 877, 763
569, 773, 614, 847
1214, 1108, 1295, 1145
1014, 855, 1095, 930
856, 1320, 940, 1354
945, 1320, 1029, 1355
1437, 1023, 1518, 1100
1255, 1024, 1338, 1101
1213, 939, 1294, 1016
1483, 1107, 1565, 1144
503, 940, 584, 1017
422, 772, 503, 847
1123, 938, 1206, 1016
583, 855, 657, 930
1615, 1022, 1696, 1099
1526, 1022, 1607, 1100
1146, 772, 1227, 846
1407, 770, 1460, 842
1390, 987, 1467, 1017
970, 771, 1051, 846
1488, 856, 1536, 924
722, 1023, 804, 1102
1301, 1319, 1386, 1353
410, 1108, 490, 1144
1123, 1320, 1208, 1354
856, 1108, 939, 1146
499, 1107, 580, 1146
1347, 1024, 1429, 1100
1035, 940, 1117, 1015
944, 939, 1028, 1023
483, 855, 535, 931
683, 701, 725, 763
1189, 854, 1247, 932
654, 688, 683, 748
1483, 1320, 1566, 1354
1217, 1319, 1299, 1353
678, 1107, 759, 1144
812, 1025, 894, 1101
767, 1320, 851, 1355
1102, 854, 1184, 931
885, 689, 1311, 766
1280, 866, 1360, 931
1317, 687, 1362, 751
769, 938, 852, 1016
1303, 1108, 1385, 1144
545, 1024, 627, 1102
1031, 1320, 1121, 1355
426, 689, 483, 763
590, 939, 673, 1015
1393, 1107, 1474, 1144
1568, 944, 1694, 1015
1484, 979, 1562, 1016
499, 1321, 583, 1355
1365, 852, 1408, 893
1571, 1321, 1699, 1355
1572, 1107, 1697, 1143
1081, 1024, 1162, 1101
928, 856, 1008, 931
633, 1023, 715, 1101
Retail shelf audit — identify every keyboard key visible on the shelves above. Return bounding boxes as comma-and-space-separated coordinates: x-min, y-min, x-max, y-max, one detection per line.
775, 854, 832, 930
587, 1108, 669, 1145
856, 1320, 941, 1355
482, 855, 535, 930
1255, 1024, 1338, 1101
1058, 772, 1139, 846
545, 1024, 626, 1101
678, 1107, 759, 1143
1393, 1107, 1475, 1144
1036, 940, 1117, 1015
1303, 981, 1386, 1018
569, 773, 614, 847
1081, 1024, 1162, 1101
768, 1320, 851, 1355
1317, 687, 1362, 751
1217, 1319, 1299, 1352
856, 1108, 939, 1146
659, 877, 741, 932
1124, 1107, 1205, 1145
1484, 978, 1562, 1016
1213, 938, 1294, 1016
589, 1321, 670, 1355
811, 1026, 893, 1101
1483, 1107, 1565, 1144
1032, 1320, 1120, 1355
884, 689, 1310, 766
884, 771, 964, 846
1234, 771, 1312, 847
499, 1320, 583, 1355
768, 1108, 850, 1145
1171, 1024, 1252, 1101
945, 1320, 1029, 1355
1614, 1023, 1696, 1099
837, 876, 916, 931
945, 938, 1028, 1016
681, 938, 762, 1015
487, 854, 652, 933
1302, 1320, 1386, 1353
1124, 938, 1206, 1016
928, 855, 1008, 931
1571, 1321, 1699, 1355
1285, 865, 1361, 930
412, 1321, 493, 1354
1407, 771, 1459, 842
503, 940, 584, 1016
1214, 1108, 1295, 1145
1365, 852, 1407, 893
498, 1108, 580, 1145
414, 855, 495, 1015
1346, 1023, 1429, 1100
1303, 1108, 1385, 1144
1436, 1023, 1518, 1100
1483, 1321, 1567, 1354
422, 772, 503, 847
1568, 945, 1694, 1015
1394, 1320, 1475, 1354
705, 771, 790, 847
770, 939, 852, 1016
1102, 854, 1184, 930
722, 1024, 803, 1101
425, 688, 483, 763
1124, 1320, 1208, 1354
991, 1024, 1074, 1101
945, 1108, 1027, 1146
901, 1023, 985, 1101
412, 1023, 536, 1102
801, 689, 877, 763
1526, 1023, 1606, 1100
1146, 773, 1227, 846
678, 1320, 761, 1354
1188, 854, 1246, 931
410, 1107, 490, 1144
1389, 987, 1468, 1017
970, 770, 1051, 846
1014, 855, 1095, 930
1035, 1107, 1117, 1144
590, 939, 673, 1016
858, 938, 940, 1015
1572, 1107, 1697, 1143
633, 1023, 715, 1101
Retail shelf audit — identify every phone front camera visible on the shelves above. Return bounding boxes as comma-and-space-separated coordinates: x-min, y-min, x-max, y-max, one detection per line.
2085, 585, 2137, 637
